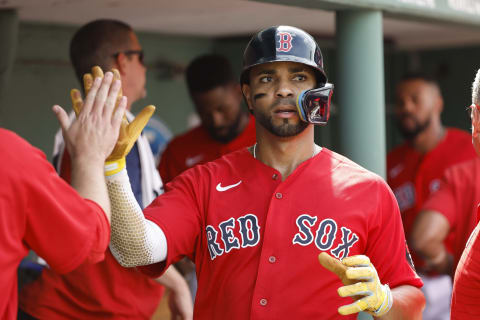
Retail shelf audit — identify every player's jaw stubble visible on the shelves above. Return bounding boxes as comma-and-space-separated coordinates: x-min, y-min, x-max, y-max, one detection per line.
396, 115, 431, 141
253, 96, 308, 137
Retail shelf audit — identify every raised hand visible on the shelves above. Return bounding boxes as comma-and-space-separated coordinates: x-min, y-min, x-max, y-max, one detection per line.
54, 71, 126, 165
70, 66, 155, 174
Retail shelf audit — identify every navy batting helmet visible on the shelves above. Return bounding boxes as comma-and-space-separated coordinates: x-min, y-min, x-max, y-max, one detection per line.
240, 25, 327, 86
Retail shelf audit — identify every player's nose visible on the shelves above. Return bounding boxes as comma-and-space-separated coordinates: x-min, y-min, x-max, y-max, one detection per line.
275, 78, 294, 98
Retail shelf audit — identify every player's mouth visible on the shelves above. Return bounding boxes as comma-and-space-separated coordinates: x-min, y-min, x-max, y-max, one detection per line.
273, 105, 298, 119
399, 114, 417, 128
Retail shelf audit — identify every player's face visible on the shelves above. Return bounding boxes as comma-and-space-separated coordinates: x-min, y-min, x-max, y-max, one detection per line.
123, 32, 147, 103
394, 79, 442, 140
243, 61, 316, 137
193, 83, 245, 143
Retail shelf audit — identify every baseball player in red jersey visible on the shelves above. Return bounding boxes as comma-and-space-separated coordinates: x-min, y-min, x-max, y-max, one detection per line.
410, 157, 480, 276
158, 54, 256, 184
387, 73, 476, 319
101, 26, 424, 319
450, 68, 480, 319
0, 73, 126, 319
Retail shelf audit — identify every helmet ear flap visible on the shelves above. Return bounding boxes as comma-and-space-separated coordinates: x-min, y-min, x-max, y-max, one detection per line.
296, 84, 334, 125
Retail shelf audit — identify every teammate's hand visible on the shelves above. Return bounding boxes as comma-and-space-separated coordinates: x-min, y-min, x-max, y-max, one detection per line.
318, 252, 393, 317
54, 71, 126, 165
71, 66, 155, 175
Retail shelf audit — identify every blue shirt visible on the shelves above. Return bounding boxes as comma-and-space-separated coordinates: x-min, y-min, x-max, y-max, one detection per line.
126, 143, 143, 208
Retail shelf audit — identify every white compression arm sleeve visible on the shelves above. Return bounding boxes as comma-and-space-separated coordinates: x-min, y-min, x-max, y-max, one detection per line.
106, 168, 167, 267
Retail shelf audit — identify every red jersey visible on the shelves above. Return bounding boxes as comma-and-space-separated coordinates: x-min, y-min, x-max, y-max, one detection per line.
387, 128, 476, 268
141, 148, 422, 320
19, 149, 164, 319
451, 210, 480, 319
0, 129, 109, 319
158, 115, 256, 183
422, 158, 480, 272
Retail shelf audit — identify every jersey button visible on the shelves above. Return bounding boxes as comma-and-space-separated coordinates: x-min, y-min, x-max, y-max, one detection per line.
269, 256, 276, 263
275, 192, 282, 199
260, 298, 268, 306
272, 173, 278, 180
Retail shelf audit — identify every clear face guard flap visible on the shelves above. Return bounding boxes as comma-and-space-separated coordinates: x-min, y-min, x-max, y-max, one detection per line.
296, 83, 334, 125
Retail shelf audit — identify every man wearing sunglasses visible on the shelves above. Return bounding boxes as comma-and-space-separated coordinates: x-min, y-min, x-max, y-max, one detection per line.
19, 19, 192, 320
103, 25, 424, 319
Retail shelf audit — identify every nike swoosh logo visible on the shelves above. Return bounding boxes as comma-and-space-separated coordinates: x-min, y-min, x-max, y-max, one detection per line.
216, 181, 242, 192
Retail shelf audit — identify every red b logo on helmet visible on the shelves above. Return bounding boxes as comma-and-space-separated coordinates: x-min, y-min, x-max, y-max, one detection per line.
277, 32, 293, 52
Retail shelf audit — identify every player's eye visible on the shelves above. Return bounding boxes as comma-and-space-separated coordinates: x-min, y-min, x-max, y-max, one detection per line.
293, 74, 307, 81
259, 76, 272, 83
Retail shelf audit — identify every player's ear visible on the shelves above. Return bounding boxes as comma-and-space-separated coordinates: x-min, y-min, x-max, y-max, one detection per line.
114, 53, 128, 76
242, 83, 253, 113
436, 95, 444, 114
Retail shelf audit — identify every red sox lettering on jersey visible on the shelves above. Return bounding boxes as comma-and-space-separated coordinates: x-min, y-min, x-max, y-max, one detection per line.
206, 214, 359, 260
143, 148, 423, 320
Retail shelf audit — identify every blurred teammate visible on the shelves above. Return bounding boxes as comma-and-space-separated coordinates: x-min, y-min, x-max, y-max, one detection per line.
19, 20, 191, 320
387, 73, 476, 319
158, 54, 255, 184
1, 73, 125, 319
450, 68, 480, 319
410, 156, 480, 276
158, 54, 256, 296
103, 26, 424, 319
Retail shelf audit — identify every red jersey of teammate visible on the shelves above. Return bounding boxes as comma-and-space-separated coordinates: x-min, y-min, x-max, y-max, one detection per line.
158, 115, 256, 183
387, 128, 476, 268
450, 206, 480, 319
0, 129, 109, 319
141, 148, 422, 320
422, 158, 480, 273
19, 151, 164, 319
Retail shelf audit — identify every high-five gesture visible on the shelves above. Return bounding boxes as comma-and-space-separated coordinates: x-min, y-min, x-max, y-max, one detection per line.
54, 70, 126, 167
53, 69, 127, 220
71, 66, 155, 175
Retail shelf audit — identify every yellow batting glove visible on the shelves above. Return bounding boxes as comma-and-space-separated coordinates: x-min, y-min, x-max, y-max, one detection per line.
318, 252, 393, 317
70, 88, 83, 116
72, 66, 155, 176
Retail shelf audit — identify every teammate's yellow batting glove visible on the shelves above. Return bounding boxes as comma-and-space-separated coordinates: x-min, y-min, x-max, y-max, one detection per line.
318, 252, 393, 317
71, 66, 155, 176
